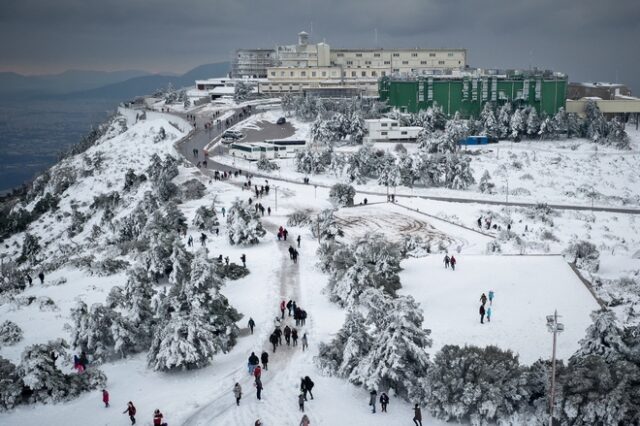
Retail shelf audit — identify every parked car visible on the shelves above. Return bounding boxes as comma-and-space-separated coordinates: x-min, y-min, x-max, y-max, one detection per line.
276, 117, 286, 125
222, 130, 244, 142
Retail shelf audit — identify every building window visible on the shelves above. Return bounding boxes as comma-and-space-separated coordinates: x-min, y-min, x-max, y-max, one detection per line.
391, 123, 398, 127
271, 72, 276, 76
420, 61, 427, 65
411, 53, 418, 57
372, 71, 377, 77
374, 53, 381, 57
356, 53, 362, 57
361, 71, 366, 77
402, 61, 409, 65
346, 60, 353, 65
381, 71, 386, 76
311, 71, 316, 77
438, 60, 445, 65
301, 71, 306, 76
448, 52, 454, 57
381, 131, 388, 135
393, 68, 399, 72
384, 61, 391, 65
280, 71, 285, 76
401, 131, 408, 135
429, 53, 436, 57
337, 53, 344, 57
322, 71, 327, 77
351, 71, 356, 77
365, 61, 371, 65
290, 71, 294, 76
393, 53, 400, 57
459, 61, 461, 65
381, 123, 388, 127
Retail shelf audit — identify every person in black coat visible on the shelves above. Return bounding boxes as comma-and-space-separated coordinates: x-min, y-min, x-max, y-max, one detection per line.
301, 376, 314, 400
479, 304, 486, 324
269, 333, 278, 352
379, 392, 389, 412
261, 351, 269, 371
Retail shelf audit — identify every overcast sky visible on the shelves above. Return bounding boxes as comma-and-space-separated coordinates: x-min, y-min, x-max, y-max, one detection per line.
1, 0, 638, 91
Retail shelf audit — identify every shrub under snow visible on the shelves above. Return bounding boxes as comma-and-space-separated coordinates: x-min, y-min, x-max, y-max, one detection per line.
0, 320, 23, 346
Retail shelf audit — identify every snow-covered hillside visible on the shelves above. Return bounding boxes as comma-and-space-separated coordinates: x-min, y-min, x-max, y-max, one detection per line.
1, 99, 639, 426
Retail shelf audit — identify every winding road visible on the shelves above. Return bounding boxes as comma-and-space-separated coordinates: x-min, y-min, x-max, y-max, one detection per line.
173, 103, 640, 215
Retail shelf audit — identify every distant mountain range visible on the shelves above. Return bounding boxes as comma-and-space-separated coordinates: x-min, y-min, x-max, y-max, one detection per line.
0, 62, 230, 101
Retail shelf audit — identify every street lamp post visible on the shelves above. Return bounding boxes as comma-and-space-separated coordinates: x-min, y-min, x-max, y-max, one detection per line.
546, 310, 564, 426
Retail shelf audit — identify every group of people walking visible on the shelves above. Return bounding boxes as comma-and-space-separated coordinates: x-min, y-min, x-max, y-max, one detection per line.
369, 389, 422, 425
443, 254, 458, 270
479, 290, 495, 324
96, 390, 165, 426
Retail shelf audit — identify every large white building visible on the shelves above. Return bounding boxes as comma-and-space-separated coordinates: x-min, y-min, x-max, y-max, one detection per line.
364, 118, 422, 143
233, 32, 467, 96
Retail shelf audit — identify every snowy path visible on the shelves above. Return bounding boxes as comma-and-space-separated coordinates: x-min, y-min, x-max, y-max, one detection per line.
182, 220, 307, 426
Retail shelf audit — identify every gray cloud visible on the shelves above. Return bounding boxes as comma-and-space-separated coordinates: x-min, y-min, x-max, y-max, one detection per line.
0, 0, 638, 92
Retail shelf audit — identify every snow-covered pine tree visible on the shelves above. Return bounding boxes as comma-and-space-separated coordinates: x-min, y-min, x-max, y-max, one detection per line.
0, 320, 23, 346
376, 151, 401, 189
566, 112, 582, 139
480, 103, 499, 141
352, 289, 432, 400
311, 209, 344, 241
497, 103, 512, 139
326, 234, 402, 307
555, 355, 640, 426
348, 111, 366, 144
425, 344, 527, 425
169, 241, 192, 287
165, 202, 187, 234
193, 203, 219, 231
538, 116, 555, 140
316, 310, 372, 377
19, 339, 106, 403
397, 153, 418, 187
226, 200, 266, 245
526, 108, 541, 137
0, 356, 24, 410
573, 310, 629, 362
584, 100, 609, 142
552, 107, 568, 137
19, 233, 40, 264
564, 240, 600, 272
147, 248, 241, 371
509, 108, 526, 140
329, 183, 356, 207
70, 301, 117, 362
120, 264, 157, 348
479, 170, 495, 193
606, 117, 630, 149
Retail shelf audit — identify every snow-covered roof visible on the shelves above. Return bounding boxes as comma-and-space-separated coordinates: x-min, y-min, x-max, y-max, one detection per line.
573, 82, 625, 88
210, 86, 236, 95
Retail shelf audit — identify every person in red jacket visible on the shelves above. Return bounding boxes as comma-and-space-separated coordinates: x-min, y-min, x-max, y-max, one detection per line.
102, 389, 109, 407
253, 365, 262, 380
280, 300, 286, 319
153, 409, 168, 426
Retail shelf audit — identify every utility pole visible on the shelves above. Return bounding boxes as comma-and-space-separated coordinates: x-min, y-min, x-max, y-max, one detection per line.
274, 186, 278, 212
546, 310, 564, 426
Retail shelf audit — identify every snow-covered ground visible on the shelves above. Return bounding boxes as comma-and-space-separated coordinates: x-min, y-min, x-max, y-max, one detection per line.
400, 255, 600, 364
1, 100, 637, 425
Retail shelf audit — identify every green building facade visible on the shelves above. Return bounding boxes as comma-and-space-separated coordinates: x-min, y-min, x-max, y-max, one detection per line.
378, 72, 567, 118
